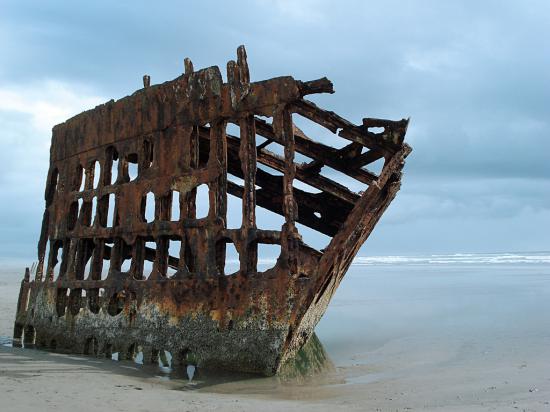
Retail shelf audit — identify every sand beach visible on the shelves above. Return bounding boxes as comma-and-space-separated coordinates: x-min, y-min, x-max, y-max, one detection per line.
1, 254, 549, 411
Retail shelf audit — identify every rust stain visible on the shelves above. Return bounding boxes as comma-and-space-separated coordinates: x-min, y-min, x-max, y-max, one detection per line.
13, 46, 411, 375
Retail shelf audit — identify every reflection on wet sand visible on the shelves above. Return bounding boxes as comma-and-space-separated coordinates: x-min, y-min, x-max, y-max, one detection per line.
171, 333, 344, 393
2, 331, 344, 393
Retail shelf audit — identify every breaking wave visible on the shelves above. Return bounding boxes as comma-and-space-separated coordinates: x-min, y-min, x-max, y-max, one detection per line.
352, 252, 550, 266
232, 252, 550, 267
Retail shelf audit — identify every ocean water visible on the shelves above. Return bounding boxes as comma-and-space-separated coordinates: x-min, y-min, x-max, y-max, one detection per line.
315, 251, 550, 367
353, 251, 550, 266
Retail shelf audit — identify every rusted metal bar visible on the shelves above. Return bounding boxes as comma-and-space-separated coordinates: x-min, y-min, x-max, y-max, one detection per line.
254, 117, 378, 184
210, 120, 228, 275
296, 77, 334, 95
226, 124, 360, 203
278, 106, 300, 274
239, 115, 258, 274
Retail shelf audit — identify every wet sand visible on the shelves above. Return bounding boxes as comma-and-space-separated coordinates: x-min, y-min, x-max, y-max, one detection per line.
1, 258, 549, 411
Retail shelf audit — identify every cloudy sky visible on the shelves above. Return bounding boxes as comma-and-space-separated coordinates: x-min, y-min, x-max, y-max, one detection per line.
1, 0, 548, 262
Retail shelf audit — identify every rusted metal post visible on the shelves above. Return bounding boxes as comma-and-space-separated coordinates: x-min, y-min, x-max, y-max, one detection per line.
208, 120, 228, 275
239, 114, 257, 274
275, 106, 300, 275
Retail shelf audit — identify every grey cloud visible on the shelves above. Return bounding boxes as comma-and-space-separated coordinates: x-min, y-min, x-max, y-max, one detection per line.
0, 0, 548, 258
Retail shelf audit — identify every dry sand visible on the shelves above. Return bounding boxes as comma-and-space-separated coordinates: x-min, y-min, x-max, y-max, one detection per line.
1, 260, 549, 411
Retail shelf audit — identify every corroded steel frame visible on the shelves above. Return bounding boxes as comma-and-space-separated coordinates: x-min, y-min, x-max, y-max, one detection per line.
13, 46, 411, 375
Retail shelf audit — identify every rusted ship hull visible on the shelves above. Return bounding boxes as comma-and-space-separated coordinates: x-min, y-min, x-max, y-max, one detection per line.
13, 46, 411, 375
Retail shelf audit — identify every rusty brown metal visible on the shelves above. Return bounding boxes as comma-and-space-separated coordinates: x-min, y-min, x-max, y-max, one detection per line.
13, 46, 411, 375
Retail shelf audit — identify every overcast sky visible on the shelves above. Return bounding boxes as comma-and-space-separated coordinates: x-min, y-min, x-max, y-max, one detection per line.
1, 0, 548, 262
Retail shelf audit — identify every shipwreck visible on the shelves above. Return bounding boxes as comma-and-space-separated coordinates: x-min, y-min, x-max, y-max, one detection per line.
13, 46, 411, 375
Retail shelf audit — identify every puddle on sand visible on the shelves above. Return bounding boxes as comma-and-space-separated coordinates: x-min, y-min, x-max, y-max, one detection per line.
0, 335, 13, 347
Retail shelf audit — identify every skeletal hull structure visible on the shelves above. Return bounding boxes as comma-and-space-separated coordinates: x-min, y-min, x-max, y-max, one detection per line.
13, 46, 411, 375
